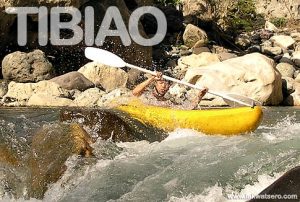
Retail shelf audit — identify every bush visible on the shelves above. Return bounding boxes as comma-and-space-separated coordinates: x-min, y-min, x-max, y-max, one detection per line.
270, 17, 288, 28
154, 0, 181, 6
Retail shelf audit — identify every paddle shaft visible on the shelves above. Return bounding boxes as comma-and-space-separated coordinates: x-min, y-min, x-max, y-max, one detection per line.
126, 63, 254, 107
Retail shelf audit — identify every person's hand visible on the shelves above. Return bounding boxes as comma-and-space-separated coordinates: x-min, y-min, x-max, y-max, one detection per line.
198, 87, 208, 98
152, 71, 163, 81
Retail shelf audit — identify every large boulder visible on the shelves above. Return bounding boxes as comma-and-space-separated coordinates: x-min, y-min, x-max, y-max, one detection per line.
78, 62, 128, 92
183, 24, 208, 48
2, 50, 54, 82
178, 52, 220, 71
50, 71, 94, 91
184, 53, 283, 106
28, 123, 93, 199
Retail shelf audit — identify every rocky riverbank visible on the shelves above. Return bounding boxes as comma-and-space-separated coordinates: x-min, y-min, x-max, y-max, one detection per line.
0, 0, 300, 107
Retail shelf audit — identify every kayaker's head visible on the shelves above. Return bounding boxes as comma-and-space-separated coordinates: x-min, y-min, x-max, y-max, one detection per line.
154, 78, 170, 96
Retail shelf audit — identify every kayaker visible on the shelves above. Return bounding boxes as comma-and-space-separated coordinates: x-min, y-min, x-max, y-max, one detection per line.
132, 72, 208, 109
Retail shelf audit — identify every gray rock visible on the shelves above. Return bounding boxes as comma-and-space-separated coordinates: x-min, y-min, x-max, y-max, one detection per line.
270, 35, 295, 49
2, 50, 54, 83
279, 53, 293, 64
218, 52, 238, 61
193, 47, 211, 55
295, 74, 300, 83
97, 88, 132, 108
235, 33, 251, 48
50, 72, 94, 91
71, 88, 105, 107
0, 81, 8, 97
275, 63, 296, 78
282, 77, 295, 96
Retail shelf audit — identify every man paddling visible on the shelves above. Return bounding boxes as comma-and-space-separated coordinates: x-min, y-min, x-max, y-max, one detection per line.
132, 72, 208, 109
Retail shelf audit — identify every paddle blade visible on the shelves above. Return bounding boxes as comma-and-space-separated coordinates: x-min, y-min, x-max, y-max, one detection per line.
223, 94, 262, 107
85, 47, 126, 68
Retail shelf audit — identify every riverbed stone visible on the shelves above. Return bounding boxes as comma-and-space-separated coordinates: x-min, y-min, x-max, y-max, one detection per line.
28, 123, 93, 199
78, 62, 128, 92
2, 50, 54, 83
275, 63, 296, 78
270, 35, 295, 49
291, 51, 300, 67
97, 88, 132, 108
71, 88, 105, 107
50, 72, 94, 91
264, 21, 278, 32
184, 53, 283, 106
262, 46, 282, 56
183, 24, 208, 48
282, 77, 295, 96
27, 94, 72, 107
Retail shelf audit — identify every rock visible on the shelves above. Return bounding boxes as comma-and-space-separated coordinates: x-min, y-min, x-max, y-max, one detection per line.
97, 88, 132, 107
291, 51, 300, 67
264, 21, 278, 32
127, 69, 142, 89
249, 166, 300, 202
295, 74, 300, 83
270, 35, 295, 49
0, 81, 8, 97
27, 94, 72, 107
178, 52, 220, 71
71, 88, 105, 107
283, 82, 300, 106
275, 63, 296, 78
291, 32, 300, 42
295, 43, 300, 51
193, 47, 211, 55
3, 81, 71, 105
282, 77, 295, 96
28, 123, 93, 199
183, 24, 208, 48
262, 46, 282, 56
184, 53, 283, 106
218, 52, 238, 61
50, 71, 94, 91
2, 50, 54, 83
235, 33, 251, 48
279, 53, 293, 64
78, 62, 128, 92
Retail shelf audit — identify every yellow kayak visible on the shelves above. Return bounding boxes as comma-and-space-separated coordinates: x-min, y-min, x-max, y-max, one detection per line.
116, 102, 263, 135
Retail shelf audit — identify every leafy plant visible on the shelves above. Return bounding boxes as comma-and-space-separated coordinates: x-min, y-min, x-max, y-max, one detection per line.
154, 0, 181, 6
270, 17, 288, 28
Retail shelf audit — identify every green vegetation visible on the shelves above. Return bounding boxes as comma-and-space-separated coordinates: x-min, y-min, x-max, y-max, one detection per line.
225, 0, 264, 34
270, 17, 288, 28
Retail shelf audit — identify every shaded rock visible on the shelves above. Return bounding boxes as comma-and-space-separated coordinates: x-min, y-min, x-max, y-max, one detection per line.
50, 71, 94, 91
183, 24, 208, 48
193, 47, 211, 55
0, 81, 8, 97
78, 62, 128, 92
184, 53, 283, 106
178, 52, 220, 71
27, 94, 72, 107
291, 51, 300, 67
218, 52, 238, 62
2, 50, 54, 83
249, 166, 300, 202
235, 33, 251, 48
28, 123, 93, 199
264, 21, 278, 32
291, 32, 300, 42
282, 82, 300, 106
262, 46, 282, 56
275, 63, 296, 78
127, 69, 142, 89
270, 35, 295, 49
280, 53, 293, 64
295, 74, 300, 83
71, 88, 105, 107
282, 77, 295, 96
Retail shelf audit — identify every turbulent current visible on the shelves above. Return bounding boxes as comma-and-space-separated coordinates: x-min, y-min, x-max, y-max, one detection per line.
0, 107, 299, 202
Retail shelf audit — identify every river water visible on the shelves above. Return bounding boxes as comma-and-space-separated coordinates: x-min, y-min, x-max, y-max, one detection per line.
0, 107, 299, 202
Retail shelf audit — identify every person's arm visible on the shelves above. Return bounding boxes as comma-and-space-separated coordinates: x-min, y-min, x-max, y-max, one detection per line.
132, 72, 163, 97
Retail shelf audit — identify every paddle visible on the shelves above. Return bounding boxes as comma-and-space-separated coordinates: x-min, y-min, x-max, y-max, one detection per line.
84, 47, 260, 107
